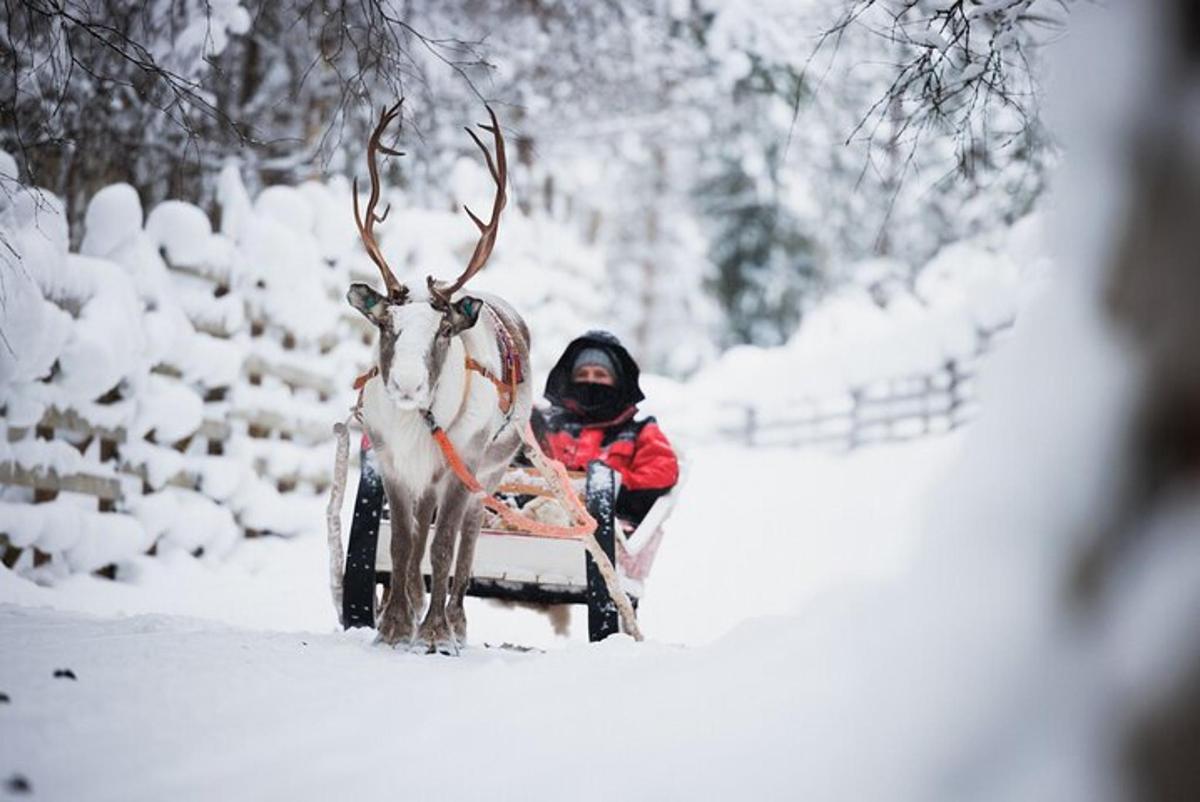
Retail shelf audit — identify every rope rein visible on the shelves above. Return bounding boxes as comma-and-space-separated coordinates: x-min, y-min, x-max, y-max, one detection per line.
326, 414, 356, 626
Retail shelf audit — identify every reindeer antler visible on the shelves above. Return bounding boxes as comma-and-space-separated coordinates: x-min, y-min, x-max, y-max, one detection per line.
353, 100, 408, 302
428, 106, 508, 305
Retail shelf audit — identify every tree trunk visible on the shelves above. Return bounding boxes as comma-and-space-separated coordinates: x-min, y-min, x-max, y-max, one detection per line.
1078, 2, 1200, 798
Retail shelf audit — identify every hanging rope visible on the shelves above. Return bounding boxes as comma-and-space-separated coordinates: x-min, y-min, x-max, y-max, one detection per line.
325, 414, 355, 627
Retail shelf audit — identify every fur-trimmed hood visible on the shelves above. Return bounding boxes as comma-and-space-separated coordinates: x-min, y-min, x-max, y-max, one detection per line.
543, 330, 645, 413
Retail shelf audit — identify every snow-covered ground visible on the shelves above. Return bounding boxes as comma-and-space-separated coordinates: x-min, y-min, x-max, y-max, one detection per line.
0, 437, 960, 799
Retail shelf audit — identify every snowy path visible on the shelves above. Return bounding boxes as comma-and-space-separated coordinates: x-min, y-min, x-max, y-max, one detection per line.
1, 439, 960, 799
1, 606, 787, 801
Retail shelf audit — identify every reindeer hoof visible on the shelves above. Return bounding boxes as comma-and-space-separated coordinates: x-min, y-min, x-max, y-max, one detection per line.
415, 622, 458, 656
375, 616, 416, 648
375, 634, 413, 651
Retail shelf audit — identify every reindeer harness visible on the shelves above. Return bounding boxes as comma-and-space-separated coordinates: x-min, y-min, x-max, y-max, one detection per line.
352, 307, 523, 415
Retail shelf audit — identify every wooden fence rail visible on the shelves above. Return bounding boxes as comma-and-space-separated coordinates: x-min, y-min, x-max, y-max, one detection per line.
721, 323, 1010, 450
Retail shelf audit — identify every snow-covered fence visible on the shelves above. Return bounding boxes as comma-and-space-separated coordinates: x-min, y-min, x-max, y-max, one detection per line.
727, 357, 959, 449
664, 229, 1043, 452
718, 323, 1009, 449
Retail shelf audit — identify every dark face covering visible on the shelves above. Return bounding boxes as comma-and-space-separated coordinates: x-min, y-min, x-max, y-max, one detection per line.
545, 332, 645, 422
563, 381, 627, 422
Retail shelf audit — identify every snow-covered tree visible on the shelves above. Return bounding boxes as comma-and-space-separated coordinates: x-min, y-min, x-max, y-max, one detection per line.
1, 0, 1062, 370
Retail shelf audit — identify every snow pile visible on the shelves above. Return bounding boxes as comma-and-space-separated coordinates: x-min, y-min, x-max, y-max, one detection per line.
0, 171, 75, 390
0, 497, 147, 573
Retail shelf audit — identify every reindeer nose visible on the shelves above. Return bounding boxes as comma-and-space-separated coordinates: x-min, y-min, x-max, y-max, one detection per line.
387, 378, 427, 402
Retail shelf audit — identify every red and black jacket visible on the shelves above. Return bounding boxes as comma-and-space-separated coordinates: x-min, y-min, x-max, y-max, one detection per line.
535, 331, 679, 523
533, 406, 679, 522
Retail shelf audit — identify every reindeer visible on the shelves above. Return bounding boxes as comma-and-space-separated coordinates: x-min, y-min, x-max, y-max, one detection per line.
345, 101, 532, 654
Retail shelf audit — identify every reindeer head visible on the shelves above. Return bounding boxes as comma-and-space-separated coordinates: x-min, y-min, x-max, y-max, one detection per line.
346, 100, 507, 411
348, 286, 482, 409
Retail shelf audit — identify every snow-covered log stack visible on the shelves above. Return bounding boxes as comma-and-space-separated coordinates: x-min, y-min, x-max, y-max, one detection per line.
215, 170, 366, 537
0, 159, 365, 580
77, 183, 244, 566
0, 154, 241, 579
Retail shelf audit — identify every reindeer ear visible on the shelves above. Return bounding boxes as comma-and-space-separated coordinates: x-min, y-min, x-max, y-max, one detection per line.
449, 295, 482, 334
347, 283, 390, 325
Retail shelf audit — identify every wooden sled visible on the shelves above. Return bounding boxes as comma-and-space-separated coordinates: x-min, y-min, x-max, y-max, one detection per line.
341, 438, 684, 642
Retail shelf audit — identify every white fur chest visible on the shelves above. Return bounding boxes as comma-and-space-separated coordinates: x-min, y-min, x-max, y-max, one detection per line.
358, 305, 511, 491
360, 379, 442, 489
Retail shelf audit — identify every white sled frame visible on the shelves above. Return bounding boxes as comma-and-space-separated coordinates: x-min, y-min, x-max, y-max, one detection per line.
374, 461, 687, 602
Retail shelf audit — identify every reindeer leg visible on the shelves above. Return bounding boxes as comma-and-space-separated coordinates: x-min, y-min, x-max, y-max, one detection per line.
448, 501, 482, 645
407, 491, 436, 625
377, 481, 418, 649
448, 429, 525, 646
417, 481, 470, 655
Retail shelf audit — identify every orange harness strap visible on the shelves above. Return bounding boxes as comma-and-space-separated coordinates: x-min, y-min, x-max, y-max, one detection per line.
430, 423, 597, 540
353, 366, 378, 392
464, 357, 515, 415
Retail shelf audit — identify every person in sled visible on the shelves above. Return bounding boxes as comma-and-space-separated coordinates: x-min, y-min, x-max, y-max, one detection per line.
532, 331, 679, 525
